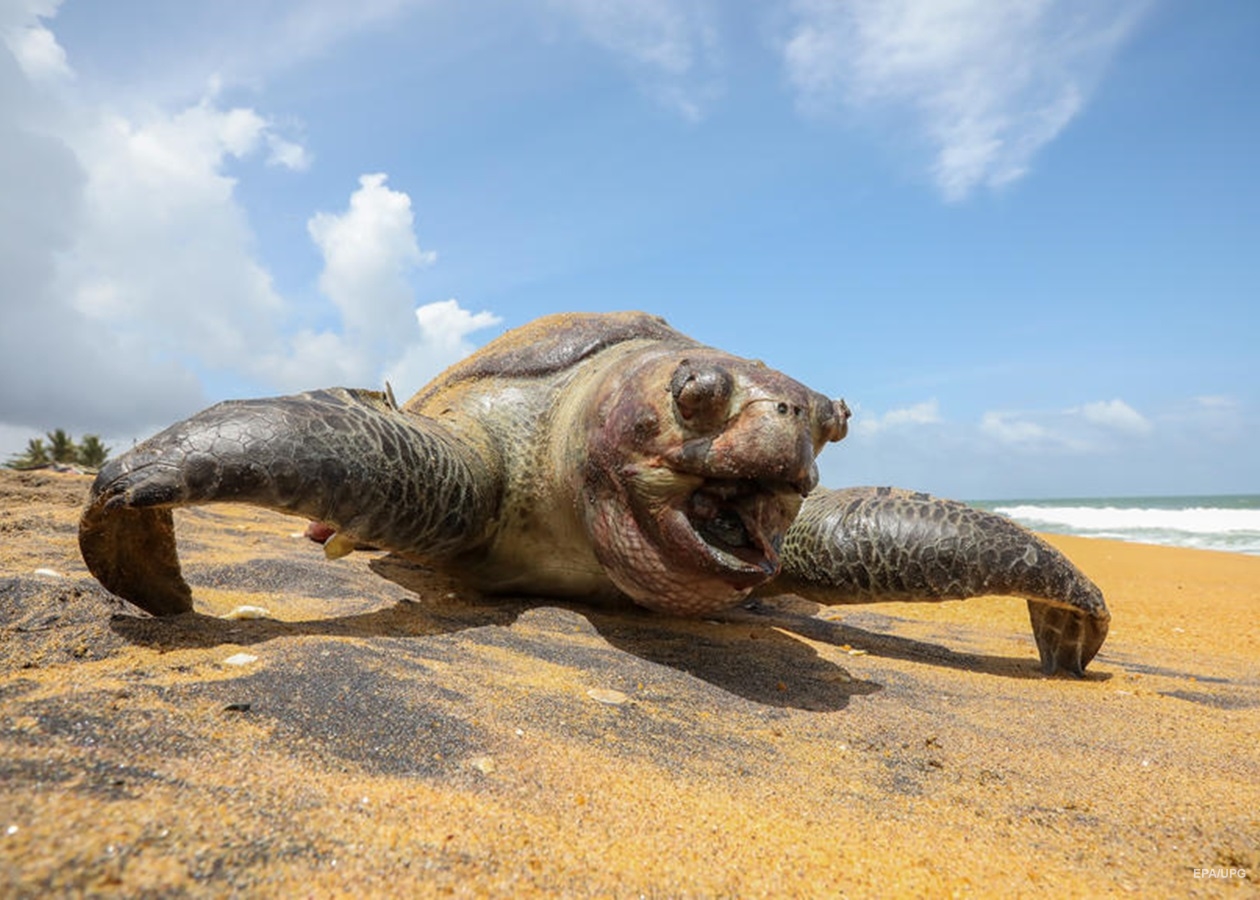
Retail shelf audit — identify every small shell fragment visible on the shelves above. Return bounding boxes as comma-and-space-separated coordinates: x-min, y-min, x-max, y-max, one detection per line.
33, 568, 62, 578
586, 688, 629, 706
223, 653, 259, 667
469, 756, 496, 774
221, 605, 271, 620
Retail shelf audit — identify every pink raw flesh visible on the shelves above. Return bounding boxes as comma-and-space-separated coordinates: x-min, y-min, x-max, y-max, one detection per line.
685, 483, 781, 575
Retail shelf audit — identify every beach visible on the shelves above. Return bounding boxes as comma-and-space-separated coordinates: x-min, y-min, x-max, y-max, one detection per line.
1, 468, 1257, 896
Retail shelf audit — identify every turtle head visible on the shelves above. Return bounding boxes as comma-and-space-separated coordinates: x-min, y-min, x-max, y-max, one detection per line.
584, 349, 849, 615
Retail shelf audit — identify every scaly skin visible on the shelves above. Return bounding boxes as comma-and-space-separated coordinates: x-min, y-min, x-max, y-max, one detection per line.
769, 486, 1110, 675
79, 388, 501, 614
77, 312, 1111, 676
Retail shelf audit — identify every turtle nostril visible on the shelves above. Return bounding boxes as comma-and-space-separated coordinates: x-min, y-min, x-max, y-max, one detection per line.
671, 360, 734, 430
815, 396, 850, 443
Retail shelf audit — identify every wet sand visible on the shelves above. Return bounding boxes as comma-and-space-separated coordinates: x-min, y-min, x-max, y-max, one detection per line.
1, 469, 1257, 896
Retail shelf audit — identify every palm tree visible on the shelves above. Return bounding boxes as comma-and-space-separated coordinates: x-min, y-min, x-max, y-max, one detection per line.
77, 434, 111, 468
5, 438, 51, 470
46, 429, 78, 464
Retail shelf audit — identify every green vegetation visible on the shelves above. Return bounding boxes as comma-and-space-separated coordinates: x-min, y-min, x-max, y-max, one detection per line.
4, 430, 111, 470
9, 438, 50, 469
77, 435, 111, 468
45, 428, 78, 464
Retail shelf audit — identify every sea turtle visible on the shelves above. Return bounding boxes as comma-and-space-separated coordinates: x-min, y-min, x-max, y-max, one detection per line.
79, 311, 1109, 675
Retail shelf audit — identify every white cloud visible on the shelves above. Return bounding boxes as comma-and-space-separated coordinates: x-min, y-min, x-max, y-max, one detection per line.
1191, 395, 1236, 411
980, 410, 1058, 448
384, 300, 504, 399
979, 397, 1154, 453
853, 399, 941, 436
551, 0, 698, 75
101, 1, 430, 105
308, 173, 437, 336
782, 0, 1149, 200
63, 95, 292, 375
265, 0, 424, 69
1076, 398, 1152, 435
277, 174, 500, 396
266, 133, 312, 170
0, 5, 207, 439
1162, 395, 1242, 444
820, 393, 1257, 500
0, 14, 497, 457
1, 0, 72, 82
547, 0, 722, 120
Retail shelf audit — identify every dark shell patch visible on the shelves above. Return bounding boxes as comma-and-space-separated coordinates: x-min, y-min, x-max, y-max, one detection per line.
415, 311, 696, 401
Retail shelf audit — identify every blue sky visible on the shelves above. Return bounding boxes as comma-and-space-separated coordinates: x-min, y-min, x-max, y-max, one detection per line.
1, 0, 1256, 500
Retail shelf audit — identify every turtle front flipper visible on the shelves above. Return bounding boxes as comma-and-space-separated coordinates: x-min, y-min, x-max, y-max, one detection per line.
79, 388, 501, 616
766, 486, 1110, 676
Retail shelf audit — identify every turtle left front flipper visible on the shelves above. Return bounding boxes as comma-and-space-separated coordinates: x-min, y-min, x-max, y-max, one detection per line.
766, 486, 1110, 676
79, 387, 501, 616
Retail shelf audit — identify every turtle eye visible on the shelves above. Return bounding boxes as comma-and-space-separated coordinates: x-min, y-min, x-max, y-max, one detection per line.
670, 359, 734, 431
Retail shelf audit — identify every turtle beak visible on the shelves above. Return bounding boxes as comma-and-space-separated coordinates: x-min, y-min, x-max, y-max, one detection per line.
685, 397, 820, 494
815, 397, 850, 446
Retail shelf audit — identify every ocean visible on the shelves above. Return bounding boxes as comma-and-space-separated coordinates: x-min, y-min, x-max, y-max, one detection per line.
970, 494, 1260, 556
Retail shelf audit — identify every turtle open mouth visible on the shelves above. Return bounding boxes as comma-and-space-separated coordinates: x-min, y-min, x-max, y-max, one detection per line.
596, 465, 805, 614
682, 479, 792, 576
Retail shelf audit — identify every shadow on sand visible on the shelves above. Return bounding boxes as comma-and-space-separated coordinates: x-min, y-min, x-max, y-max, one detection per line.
107, 555, 1109, 721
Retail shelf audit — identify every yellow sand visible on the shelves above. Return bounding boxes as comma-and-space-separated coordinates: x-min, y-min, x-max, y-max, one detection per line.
1, 470, 1257, 897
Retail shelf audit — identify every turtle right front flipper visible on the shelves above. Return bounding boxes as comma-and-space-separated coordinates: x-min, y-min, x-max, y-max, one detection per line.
768, 487, 1111, 676
79, 388, 502, 616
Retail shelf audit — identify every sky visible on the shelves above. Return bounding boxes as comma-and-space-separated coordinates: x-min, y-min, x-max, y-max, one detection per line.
1, 0, 1256, 500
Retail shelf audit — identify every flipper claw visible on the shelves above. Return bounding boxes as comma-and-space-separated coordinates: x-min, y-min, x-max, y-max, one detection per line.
80, 496, 193, 616
1028, 601, 1110, 677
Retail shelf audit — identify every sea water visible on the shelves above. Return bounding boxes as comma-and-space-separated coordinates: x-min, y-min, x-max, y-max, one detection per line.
970, 495, 1260, 556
